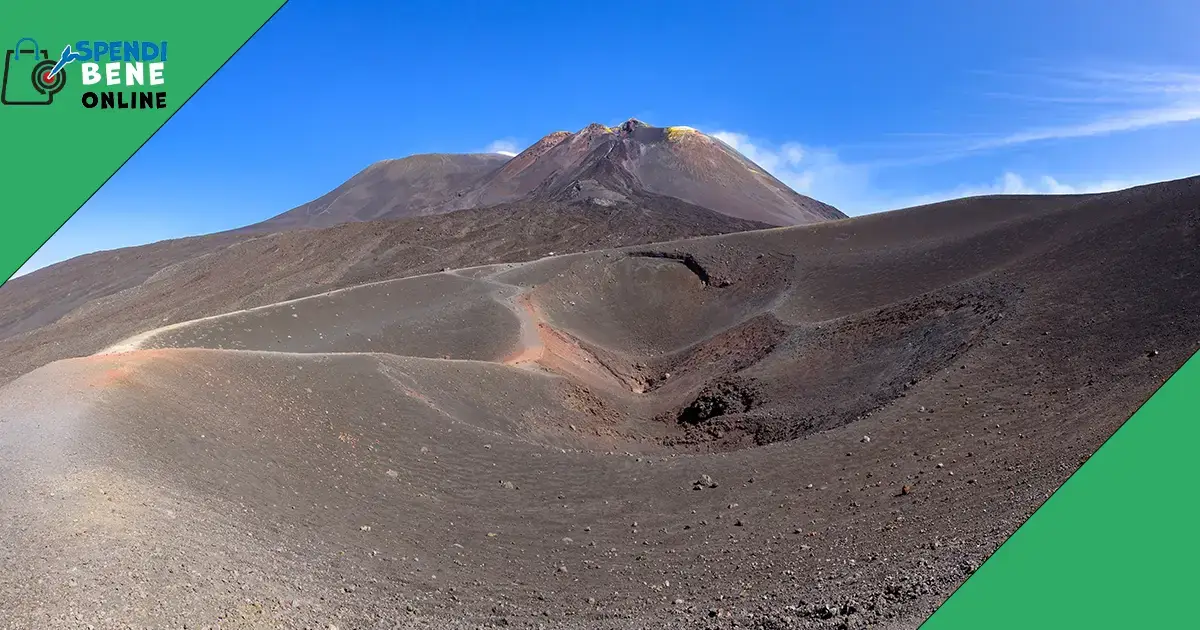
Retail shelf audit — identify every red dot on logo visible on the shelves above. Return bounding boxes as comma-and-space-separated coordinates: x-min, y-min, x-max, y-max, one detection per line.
43, 72, 53, 82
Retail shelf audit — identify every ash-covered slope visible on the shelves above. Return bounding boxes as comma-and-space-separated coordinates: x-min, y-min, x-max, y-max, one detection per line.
243, 119, 845, 233
244, 153, 510, 232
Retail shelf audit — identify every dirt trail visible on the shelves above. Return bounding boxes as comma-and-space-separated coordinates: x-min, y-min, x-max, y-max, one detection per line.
96, 261, 535, 357
501, 292, 547, 366
93, 257, 624, 396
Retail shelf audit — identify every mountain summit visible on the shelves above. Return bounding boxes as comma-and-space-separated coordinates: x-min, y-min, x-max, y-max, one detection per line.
247, 119, 845, 233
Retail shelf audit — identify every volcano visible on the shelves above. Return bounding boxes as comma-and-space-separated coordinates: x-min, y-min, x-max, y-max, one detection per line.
245, 118, 845, 233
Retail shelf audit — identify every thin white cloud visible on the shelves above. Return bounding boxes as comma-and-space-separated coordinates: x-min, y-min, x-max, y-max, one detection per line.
949, 67, 1200, 154
483, 139, 521, 157
1047, 67, 1200, 95
810, 66, 1200, 173
969, 104, 1200, 151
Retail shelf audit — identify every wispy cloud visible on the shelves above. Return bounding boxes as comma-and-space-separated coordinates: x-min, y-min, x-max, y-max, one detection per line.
968, 104, 1200, 151
482, 139, 521, 157
954, 67, 1200, 154
1042, 67, 1200, 95
827, 65, 1200, 173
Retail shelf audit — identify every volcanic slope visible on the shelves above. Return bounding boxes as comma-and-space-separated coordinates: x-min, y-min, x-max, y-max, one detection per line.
245, 153, 512, 232
243, 119, 845, 233
0, 196, 769, 387
2, 177, 1199, 629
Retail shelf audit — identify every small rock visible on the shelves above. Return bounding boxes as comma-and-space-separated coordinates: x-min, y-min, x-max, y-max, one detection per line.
693, 473, 719, 490
861, 435, 871, 443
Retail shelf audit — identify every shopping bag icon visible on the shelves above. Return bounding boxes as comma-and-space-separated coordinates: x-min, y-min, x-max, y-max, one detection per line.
2, 38, 67, 106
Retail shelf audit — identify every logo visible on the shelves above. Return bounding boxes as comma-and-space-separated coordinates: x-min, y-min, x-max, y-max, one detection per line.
1, 38, 66, 105
2, 37, 169, 110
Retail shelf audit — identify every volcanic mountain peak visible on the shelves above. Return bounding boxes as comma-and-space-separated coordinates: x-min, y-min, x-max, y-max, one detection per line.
491, 117, 845, 224
616, 117, 651, 133
664, 125, 701, 141
562, 119, 717, 154
245, 117, 845, 232
580, 122, 612, 134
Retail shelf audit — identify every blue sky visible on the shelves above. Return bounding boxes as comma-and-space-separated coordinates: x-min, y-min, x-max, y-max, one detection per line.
17, 0, 1200, 275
